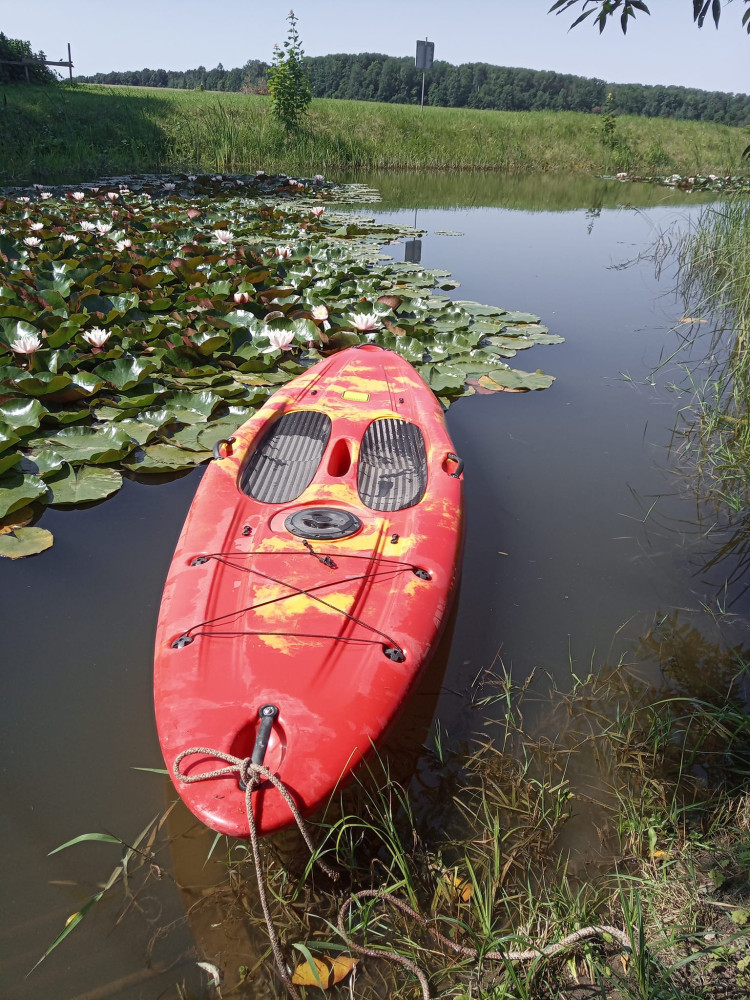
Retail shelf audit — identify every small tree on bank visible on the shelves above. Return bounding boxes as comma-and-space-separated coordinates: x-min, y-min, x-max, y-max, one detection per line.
0, 33, 56, 84
267, 10, 311, 132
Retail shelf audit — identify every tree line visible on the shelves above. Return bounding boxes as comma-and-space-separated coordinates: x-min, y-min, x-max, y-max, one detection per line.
75, 53, 750, 126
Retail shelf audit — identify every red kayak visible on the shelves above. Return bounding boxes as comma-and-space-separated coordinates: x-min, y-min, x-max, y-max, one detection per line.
154, 344, 464, 837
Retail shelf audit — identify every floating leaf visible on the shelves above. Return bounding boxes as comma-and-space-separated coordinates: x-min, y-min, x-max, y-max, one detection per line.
0, 398, 48, 435
291, 952, 358, 988
93, 356, 158, 390
43, 425, 135, 464
122, 442, 211, 473
46, 464, 123, 506
0, 526, 54, 558
0, 470, 48, 517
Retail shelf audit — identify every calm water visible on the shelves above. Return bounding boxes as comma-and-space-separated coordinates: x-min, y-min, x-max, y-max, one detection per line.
2, 173, 748, 999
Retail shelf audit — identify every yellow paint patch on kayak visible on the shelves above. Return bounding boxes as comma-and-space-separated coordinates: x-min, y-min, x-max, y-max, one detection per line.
342, 390, 370, 402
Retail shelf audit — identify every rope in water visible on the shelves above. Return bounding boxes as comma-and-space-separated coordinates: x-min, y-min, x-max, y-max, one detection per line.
174, 747, 634, 999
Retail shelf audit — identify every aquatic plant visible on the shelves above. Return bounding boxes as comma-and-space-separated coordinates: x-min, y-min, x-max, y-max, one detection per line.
0, 173, 561, 556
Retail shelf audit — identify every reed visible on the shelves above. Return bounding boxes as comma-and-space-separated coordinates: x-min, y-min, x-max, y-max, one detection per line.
2, 83, 749, 185
675, 196, 750, 508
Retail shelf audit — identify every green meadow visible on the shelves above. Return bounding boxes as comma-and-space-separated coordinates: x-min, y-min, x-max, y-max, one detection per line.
2, 82, 748, 184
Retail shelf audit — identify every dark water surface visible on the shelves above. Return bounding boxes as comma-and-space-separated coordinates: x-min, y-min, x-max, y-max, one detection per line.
2, 173, 748, 999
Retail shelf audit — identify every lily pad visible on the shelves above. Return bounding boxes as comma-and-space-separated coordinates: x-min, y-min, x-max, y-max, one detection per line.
0, 526, 54, 559
0, 470, 48, 518
46, 464, 123, 506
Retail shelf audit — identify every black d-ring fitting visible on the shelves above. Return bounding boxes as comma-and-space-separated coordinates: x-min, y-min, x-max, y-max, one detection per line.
447, 452, 464, 479
383, 646, 406, 663
213, 436, 236, 460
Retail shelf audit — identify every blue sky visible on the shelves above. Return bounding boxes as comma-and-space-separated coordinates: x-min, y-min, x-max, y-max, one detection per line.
5, 0, 748, 95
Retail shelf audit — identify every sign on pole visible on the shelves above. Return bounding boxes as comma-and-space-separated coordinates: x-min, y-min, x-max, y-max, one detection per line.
415, 40, 434, 71
415, 39, 434, 111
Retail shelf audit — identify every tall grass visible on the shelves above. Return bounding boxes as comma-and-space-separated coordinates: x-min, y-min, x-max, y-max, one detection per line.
2, 83, 749, 185
675, 196, 750, 507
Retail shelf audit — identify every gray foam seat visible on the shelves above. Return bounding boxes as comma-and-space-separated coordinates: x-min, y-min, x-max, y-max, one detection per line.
241, 410, 331, 503
358, 418, 427, 511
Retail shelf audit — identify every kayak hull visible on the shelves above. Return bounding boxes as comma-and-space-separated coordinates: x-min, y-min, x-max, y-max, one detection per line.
154, 345, 464, 837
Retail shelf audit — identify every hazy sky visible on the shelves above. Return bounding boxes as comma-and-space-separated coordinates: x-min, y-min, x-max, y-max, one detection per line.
4, 0, 748, 95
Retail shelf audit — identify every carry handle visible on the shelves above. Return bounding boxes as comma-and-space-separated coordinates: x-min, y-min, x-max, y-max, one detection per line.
212, 436, 236, 460
251, 704, 279, 765
447, 452, 464, 479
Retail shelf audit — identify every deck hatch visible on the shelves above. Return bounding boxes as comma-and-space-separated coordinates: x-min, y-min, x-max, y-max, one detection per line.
358, 418, 427, 511
240, 410, 331, 503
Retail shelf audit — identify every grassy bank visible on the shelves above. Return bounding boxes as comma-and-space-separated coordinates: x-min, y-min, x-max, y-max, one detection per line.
1, 83, 748, 185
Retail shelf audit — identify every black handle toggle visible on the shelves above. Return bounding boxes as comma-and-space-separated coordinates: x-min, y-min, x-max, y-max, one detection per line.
447, 452, 464, 479
251, 704, 279, 766
212, 436, 236, 460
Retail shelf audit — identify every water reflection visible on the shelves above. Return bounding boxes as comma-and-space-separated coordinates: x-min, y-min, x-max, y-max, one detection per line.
2, 172, 748, 1000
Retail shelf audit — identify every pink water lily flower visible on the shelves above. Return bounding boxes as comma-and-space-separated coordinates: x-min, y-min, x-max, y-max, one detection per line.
107, 192, 119, 201
214, 229, 233, 244
82, 328, 111, 348
350, 312, 380, 332
275, 245, 292, 259
262, 329, 295, 353
71, 191, 85, 201
311, 207, 325, 217
40, 192, 52, 200
11, 332, 42, 354
311, 305, 329, 321
23, 236, 42, 248
18, 196, 30, 204
234, 291, 251, 305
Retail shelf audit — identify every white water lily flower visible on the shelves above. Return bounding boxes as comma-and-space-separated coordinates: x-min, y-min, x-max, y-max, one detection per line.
62, 234, 78, 242
79, 220, 96, 232
163, 182, 176, 191
29, 222, 44, 231
275, 245, 292, 259
350, 312, 380, 332
310, 206, 325, 217
90, 187, 100, 194
311, 305, 329, 321
40, 192, 52, 200
314, 174, 324, 184
33, 184, 43, 192
262, 328, 295, 353
71, 191, 85, 201
107, 191, 119, 201
23, 236, 42, 247
213, 229, 233, 244
12, 332, 42, 354
18, 196, 30, 204
82, 328, 111, 348
96, 222, 113, 234
187, 174, 197, 181
256, 169, 266, 176
115, 239, 132, 252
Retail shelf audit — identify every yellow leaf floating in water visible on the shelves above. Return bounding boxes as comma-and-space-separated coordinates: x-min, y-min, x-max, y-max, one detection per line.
679, 317, 708, 323
291, 955, 358, 989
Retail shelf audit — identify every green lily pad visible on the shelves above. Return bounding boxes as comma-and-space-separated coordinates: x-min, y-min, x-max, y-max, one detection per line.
44, 425, 135, 464
0, 470, 48, 518
0, 526, 54, 559
46, 464, 123, 506
93, 356, 158, 390
122, 443, 211, 473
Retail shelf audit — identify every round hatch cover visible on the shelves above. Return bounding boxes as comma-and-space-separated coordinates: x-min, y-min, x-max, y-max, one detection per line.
285, 507, 362, 540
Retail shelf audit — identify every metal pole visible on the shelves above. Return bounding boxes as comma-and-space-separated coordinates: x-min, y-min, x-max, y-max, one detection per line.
420, 37, 427, 111
68, 43, 72, 79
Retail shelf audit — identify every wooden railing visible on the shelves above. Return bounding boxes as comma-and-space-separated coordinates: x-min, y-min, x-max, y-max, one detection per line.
0, 43, 73, 81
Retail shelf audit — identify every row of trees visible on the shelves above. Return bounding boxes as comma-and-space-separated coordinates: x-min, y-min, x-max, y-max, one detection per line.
76, 52, 750, 126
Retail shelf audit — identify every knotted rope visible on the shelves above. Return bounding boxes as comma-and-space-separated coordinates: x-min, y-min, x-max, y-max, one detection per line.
173, 747, 339, 1000
174, 748, 633, 1000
